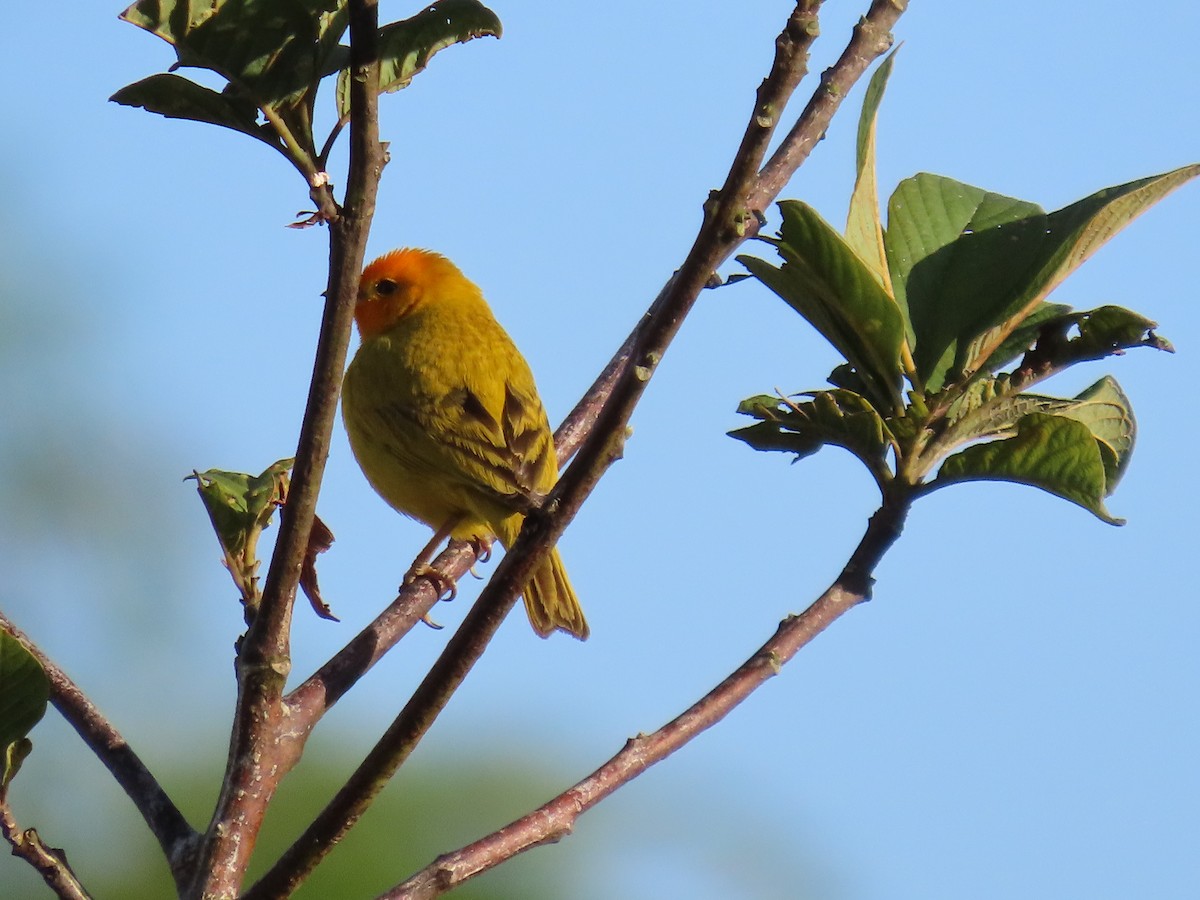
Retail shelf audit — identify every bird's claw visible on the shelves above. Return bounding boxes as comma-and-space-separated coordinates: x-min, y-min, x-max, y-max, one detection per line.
471, 536, 494, 564
402, 563, 457, 602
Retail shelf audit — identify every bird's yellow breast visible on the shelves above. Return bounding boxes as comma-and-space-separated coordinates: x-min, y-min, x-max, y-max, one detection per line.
342, 287, 557, 541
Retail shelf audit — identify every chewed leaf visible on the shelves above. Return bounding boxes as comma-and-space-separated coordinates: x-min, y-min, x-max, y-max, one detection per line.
187, 458, 293, 605
119, 0, 347, 109
935, 413, 1122, 524
335, 0, 502, 118
730, 389, 892, 480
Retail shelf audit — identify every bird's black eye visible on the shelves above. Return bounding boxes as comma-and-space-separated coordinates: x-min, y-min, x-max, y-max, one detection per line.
375, 278, 398, 296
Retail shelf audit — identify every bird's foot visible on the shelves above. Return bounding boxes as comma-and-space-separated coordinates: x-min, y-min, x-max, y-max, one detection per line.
402, 562, 457, 602
467, 536, 494, 579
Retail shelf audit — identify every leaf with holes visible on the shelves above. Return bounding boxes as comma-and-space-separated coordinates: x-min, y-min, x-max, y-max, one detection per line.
729, 389, 892, 476
118, 0, 347, 109
187, 458, 293, 604
335, 0, 502, 118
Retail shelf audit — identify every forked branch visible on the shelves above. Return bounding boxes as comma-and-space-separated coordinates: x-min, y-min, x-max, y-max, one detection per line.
187, 1, 386, 896
246, 1, 906, 895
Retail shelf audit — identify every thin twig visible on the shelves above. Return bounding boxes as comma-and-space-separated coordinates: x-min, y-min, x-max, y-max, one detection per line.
0, 611, 196, 891
0, 803, 92, 900
245, 1, 908, 893
384, 497, 908, 898
749, 0, 907, 212
186, 2, 385, 896
280, 550, 461, 745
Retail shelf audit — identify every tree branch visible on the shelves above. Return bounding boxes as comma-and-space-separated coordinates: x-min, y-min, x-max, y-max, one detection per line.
280, 557, 456, 744
186, 2, 385, 896
749, 0, 907, 212
277, 382, 641, 751
245, 1, 908, 894
0, 611, 196, 891
385, 497, 909, 898
1, 802, 92, 900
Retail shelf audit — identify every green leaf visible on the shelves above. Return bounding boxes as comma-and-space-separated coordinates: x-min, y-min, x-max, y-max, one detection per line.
929, 374, 1138, 492
845, 47, 899, 291
0, 632, 50, 764
119, 0, 347, 110
739, 201, 904, 413
942, 380, 1069, 446
885, 165, 1200, 392
335, 0, 502, 118
110, 73, 278, 146
1036, 376, 1135, 492
187, 458, 293, 603
997, 166, 1200, 331
1009, 304, 1173, 382
730, 389, 892, 476
884, 174, 1046, 391
935, 412, 1122, 524
3, 738, 34, 794
974, 301, 1072, 374
1074, 305, 1171, 354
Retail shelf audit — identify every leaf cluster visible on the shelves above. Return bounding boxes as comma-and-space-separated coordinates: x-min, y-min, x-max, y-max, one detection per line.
733, 52, 1196, 523
186, 459, 292, 613
111, 0, 501, 195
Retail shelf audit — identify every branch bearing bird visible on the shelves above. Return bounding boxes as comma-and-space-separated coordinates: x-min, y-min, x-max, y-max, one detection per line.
341, 248, 589, 640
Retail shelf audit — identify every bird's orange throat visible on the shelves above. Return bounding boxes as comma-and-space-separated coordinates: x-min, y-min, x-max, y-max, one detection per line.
354, 288, 417, 338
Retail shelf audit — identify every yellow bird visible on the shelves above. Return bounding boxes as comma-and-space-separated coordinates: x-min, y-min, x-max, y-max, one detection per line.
341, 248, 588, 640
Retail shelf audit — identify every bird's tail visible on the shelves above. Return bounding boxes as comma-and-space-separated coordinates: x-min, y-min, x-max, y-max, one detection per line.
523, 547, 589, 640
498, 515, 589, 640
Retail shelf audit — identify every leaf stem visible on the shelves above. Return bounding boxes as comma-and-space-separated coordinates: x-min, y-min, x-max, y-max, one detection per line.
259, 103, 321, 186
318, 118, 350, 172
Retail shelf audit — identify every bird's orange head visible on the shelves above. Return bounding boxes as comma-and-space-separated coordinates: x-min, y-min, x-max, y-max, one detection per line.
354, 248, 476, 338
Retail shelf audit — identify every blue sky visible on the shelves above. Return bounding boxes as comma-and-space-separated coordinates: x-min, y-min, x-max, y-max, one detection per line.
2, 2, 1198, 898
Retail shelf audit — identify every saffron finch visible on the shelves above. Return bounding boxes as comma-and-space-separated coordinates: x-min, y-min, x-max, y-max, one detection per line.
341, 248, 589, 640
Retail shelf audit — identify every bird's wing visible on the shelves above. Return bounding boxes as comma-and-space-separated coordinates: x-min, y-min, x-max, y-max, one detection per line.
417, 376, 557, 511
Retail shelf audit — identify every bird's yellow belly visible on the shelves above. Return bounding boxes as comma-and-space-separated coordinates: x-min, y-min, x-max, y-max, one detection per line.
342, 349, 494, 542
